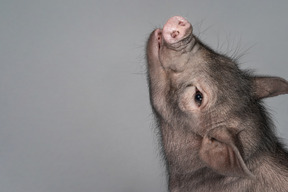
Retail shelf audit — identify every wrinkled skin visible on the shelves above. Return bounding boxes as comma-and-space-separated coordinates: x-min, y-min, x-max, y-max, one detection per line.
146, 16, 288, 192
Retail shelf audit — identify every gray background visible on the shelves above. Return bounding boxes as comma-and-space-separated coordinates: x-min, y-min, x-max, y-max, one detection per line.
1, 0, 288, 192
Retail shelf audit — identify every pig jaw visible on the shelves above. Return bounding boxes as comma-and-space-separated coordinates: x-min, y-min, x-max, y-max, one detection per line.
146, 17, 220, 175
146, 16, 203, 120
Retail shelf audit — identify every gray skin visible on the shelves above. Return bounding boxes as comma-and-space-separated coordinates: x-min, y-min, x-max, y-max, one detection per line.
146, 16, 288, 192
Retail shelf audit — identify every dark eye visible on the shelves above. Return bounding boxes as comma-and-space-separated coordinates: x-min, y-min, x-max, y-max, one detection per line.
195, 90, 203, 106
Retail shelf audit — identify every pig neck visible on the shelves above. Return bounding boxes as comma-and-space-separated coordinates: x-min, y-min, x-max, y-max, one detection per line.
159, 119, 288, 191
167, 152, 288, 192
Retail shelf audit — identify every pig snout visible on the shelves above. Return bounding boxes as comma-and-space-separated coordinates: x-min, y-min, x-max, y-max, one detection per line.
147, 16, 196, 72
162, 16, 193, 44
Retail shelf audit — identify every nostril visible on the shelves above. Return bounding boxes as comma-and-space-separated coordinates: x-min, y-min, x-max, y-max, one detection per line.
171, 30, 180, 38
162, 16, 192, 44
157, 31, 162, 42
178, 21, 185, 26
156, 31, 162, 49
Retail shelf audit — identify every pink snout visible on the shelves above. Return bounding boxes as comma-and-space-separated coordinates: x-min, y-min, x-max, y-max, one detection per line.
162, 16, 192, 44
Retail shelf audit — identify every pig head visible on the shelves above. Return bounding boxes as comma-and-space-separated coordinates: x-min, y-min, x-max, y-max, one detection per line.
146, 16, 288, 192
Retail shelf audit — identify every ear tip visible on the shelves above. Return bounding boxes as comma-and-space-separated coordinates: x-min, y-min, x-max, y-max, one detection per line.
253, 76, 288, 99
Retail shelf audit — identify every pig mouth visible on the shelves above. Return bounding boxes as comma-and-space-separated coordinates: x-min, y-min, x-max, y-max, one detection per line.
155, 30, 193, 52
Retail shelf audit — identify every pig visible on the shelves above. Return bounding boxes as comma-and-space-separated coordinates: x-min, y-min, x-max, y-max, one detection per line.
146, 16, 288, 192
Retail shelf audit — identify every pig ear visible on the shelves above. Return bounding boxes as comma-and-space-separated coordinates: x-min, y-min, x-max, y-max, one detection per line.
199, 127, 255, 179
253, 76, 288, 99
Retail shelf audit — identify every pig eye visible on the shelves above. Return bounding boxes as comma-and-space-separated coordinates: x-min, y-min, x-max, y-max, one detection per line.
194, 90, 203, 106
